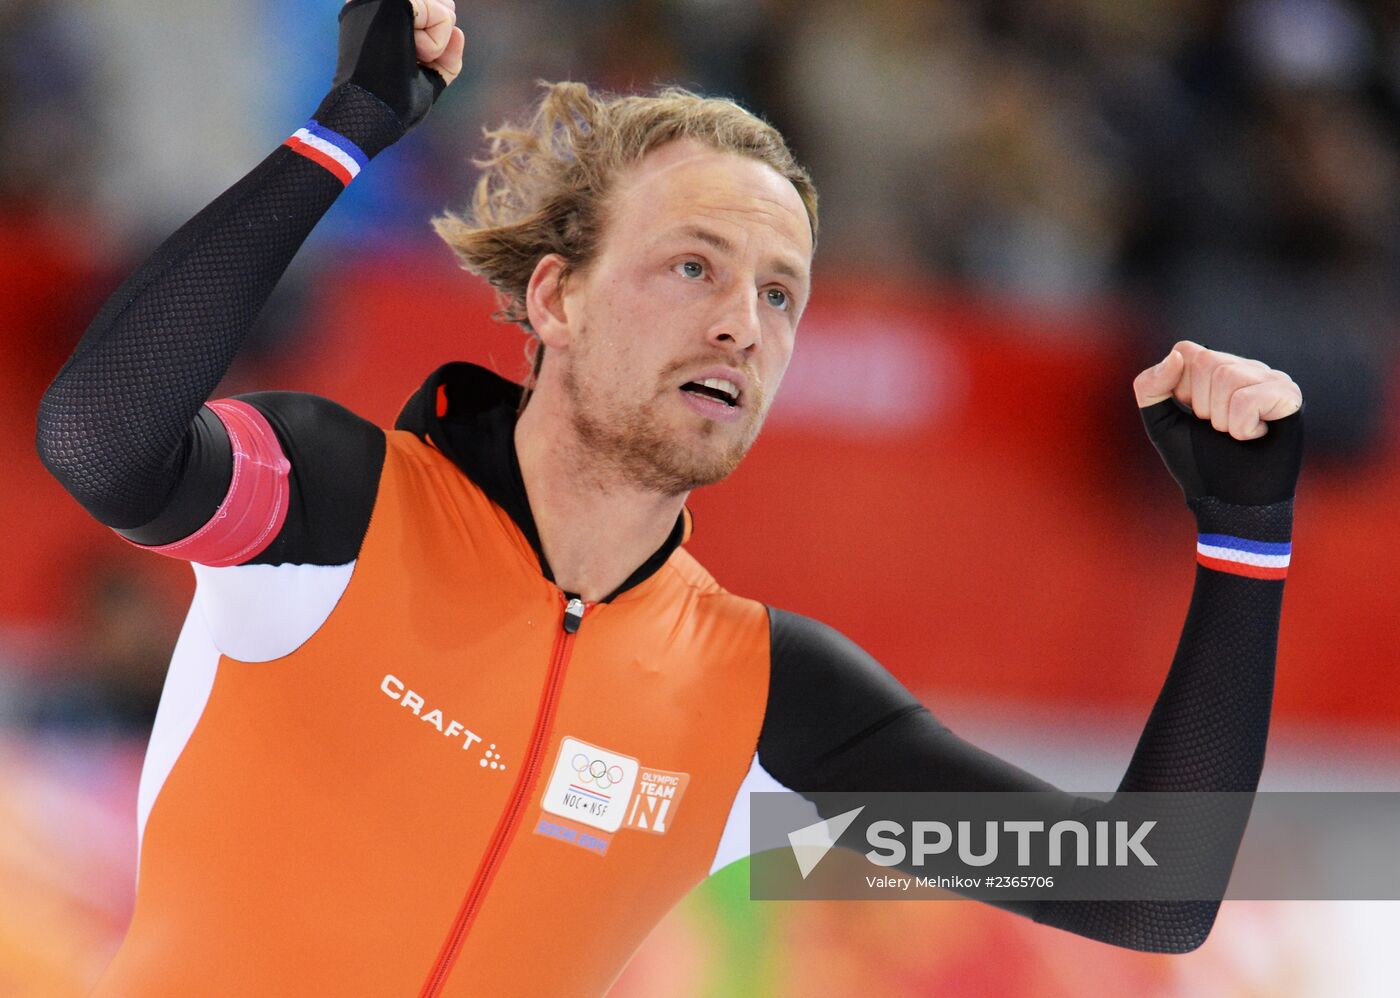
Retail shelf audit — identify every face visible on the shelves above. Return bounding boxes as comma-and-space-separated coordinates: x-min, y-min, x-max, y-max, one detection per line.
545, 139, 813, 496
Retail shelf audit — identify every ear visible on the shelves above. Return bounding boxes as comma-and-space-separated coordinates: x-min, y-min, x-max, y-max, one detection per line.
525, 254, 574, 350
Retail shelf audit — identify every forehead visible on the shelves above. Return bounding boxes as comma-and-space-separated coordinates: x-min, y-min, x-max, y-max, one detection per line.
605, 139, 813, 261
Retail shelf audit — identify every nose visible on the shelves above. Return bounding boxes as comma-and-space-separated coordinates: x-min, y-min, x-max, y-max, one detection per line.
706, 288, 762, 354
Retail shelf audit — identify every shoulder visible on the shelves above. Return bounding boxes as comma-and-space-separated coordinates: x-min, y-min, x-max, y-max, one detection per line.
760, 607, 930, 762
235, 390, 381, 447
664, 546, 770, 629
233, 391, 386, 567
766, 607, 919, 705
663, 545, 727, 596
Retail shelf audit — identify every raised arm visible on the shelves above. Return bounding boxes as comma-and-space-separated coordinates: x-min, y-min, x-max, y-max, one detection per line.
758, 343, 1302, 952
35, 0, 463, 565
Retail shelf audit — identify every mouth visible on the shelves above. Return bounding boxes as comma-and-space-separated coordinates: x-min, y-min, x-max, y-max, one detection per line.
677, 376, 745, 424
679, 377, 741, 408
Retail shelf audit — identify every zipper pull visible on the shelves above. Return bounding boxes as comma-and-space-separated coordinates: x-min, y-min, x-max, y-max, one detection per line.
563, 597, 585, 634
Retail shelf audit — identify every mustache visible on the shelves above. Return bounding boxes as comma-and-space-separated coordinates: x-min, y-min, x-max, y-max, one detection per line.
659, 357, 764, 397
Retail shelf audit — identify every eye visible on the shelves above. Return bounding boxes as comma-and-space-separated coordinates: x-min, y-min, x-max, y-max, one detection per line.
676, 260, 705, 279
765, 287, 790, 311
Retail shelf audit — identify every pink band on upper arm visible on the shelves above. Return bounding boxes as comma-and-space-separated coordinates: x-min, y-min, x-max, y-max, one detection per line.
129, 399, 292, 567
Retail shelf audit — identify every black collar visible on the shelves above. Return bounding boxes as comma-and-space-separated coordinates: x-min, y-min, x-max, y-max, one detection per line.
395, 362, 686, 602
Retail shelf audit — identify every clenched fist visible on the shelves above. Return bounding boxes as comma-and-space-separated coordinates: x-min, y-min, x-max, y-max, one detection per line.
1134, 341, 1302, 440
335, 0, 465, 131
403, 0, 465, 84
1134, 341, 1304, 506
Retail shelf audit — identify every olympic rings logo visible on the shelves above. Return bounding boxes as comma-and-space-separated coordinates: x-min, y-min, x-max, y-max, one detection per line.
572, 753, 625, 791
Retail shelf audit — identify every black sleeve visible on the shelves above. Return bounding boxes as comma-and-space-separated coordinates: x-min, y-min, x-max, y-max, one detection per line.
34, 0, 439, 553
759, 497, 1290, 953
235, 392, 385, 566
759, 611, 1057, 795
33, 83, 402, 537
115, 393, 386, 565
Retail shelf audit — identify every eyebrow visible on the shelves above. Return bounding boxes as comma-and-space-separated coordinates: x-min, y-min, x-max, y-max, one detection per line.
672, 225, 809, 285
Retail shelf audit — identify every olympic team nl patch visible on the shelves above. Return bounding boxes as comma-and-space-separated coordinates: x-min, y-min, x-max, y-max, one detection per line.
535, 737, 691, 855
623, 767, 690, 835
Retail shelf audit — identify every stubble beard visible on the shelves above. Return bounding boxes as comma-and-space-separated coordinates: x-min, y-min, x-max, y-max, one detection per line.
563, 358, 768, 497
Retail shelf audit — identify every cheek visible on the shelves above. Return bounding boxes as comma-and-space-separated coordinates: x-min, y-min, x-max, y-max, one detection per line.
602, 265, 672, 310
591, 280, 677, 354
762, 331, 796, 388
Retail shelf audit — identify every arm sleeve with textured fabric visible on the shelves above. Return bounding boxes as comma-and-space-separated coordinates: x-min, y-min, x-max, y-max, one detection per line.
758, 495, 1290, 953
34, 82, 402, 553
34, 0, 443, 562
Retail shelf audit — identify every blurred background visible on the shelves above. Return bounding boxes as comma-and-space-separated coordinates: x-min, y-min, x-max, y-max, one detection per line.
4, 0, 1400, 993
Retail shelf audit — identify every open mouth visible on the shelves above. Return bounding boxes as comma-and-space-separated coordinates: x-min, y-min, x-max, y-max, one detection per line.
680, 378, 741, 408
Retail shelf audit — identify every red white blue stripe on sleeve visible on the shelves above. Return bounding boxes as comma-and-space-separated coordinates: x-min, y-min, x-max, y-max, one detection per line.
283, 120, 369, 186
1196, 533, 1291, 580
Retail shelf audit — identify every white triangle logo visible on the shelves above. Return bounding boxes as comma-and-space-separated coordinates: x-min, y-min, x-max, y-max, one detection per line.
787, 806, 865, 879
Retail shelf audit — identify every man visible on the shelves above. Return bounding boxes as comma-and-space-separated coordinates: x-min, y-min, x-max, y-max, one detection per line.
36, 1, 1303, 994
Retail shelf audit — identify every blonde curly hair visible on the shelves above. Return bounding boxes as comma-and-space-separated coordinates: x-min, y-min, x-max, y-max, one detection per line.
433, 81, 818, 366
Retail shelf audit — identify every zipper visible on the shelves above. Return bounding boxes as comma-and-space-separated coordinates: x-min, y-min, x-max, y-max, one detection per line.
419, 595, 587, 997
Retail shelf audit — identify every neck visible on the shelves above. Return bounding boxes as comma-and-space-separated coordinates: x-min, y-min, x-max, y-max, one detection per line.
514, 399, 687, 603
